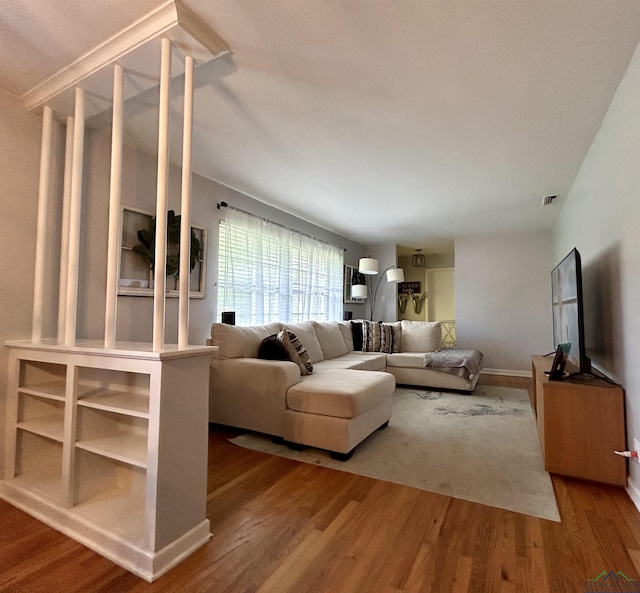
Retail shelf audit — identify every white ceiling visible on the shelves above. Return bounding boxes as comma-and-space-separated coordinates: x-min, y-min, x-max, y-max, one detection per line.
2, 1, 640, 253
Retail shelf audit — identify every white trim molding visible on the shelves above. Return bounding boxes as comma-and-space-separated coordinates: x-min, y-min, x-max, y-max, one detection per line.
20, 0, 230, 117
627, 480, 640, 514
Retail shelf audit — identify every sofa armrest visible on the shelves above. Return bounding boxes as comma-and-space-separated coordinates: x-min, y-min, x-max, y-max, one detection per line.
209, 358, 302, 435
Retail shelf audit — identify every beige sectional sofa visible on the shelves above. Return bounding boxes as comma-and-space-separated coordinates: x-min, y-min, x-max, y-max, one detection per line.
207, 319, 481, 459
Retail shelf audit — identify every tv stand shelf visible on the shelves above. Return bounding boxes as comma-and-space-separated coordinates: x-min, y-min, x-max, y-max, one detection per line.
531, 355, 626, 486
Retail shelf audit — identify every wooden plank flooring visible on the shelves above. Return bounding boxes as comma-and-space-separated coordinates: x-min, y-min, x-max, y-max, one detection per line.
1, 376, 639, 592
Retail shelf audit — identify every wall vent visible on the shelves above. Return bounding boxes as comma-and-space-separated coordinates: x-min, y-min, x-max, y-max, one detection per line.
542, 195, 558, 206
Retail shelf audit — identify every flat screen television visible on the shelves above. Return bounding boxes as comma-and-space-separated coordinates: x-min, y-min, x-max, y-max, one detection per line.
551, 248, 591, 375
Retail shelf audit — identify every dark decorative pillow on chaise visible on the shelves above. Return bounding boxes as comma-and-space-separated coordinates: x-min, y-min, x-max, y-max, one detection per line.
350, 320, 364, 351
257, 334, 290, 361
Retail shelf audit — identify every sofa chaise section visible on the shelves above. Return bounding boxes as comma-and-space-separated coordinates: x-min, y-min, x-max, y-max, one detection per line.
208, 321, 395, 457
284, 369, 395, 458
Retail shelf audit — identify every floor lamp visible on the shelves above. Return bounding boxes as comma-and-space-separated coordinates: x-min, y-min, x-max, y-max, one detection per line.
355, 257, 405, 321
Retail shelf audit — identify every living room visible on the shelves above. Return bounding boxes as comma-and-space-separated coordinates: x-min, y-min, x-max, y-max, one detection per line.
1, 1, 640, 589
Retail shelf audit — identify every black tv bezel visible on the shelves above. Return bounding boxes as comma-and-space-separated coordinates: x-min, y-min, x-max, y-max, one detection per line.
551, 248, 591, 375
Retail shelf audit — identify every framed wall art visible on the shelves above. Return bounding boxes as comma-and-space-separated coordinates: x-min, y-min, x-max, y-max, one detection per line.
118, 206, 207, 298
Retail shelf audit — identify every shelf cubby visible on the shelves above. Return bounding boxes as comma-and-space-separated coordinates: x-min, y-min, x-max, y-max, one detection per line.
19, 360, 67, 399
73, 449, 146, 545
77, 367, 150, 418
76, 406, 148, 468
13, 431, 64, 502
17, 393, 65, 441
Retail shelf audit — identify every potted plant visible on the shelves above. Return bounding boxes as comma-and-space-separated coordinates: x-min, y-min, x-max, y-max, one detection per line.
132, 210, 203, 279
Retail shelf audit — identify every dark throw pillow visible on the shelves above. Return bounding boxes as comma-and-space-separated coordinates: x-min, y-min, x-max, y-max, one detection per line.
350, 320, 364, 351
257, 334, 290, 361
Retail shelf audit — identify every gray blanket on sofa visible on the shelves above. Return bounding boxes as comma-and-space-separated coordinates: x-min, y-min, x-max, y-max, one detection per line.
423, 348, 484, 380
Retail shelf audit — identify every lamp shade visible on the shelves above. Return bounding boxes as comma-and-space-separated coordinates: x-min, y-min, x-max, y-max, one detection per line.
359, 258, 379, 275
351, 284, 367, 299
386, 267, 405, 283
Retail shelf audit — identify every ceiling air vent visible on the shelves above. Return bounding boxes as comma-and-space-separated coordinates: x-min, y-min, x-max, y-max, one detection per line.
542, 195, 558, 206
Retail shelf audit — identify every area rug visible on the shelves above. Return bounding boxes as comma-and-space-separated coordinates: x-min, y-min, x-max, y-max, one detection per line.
230, 385, 560, 522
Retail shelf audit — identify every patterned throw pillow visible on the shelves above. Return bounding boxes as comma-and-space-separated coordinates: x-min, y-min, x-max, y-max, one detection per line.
362, 320, 382, 352
362, 321, 402, 353
277, 329, 313, 375
381, 322, 402, 353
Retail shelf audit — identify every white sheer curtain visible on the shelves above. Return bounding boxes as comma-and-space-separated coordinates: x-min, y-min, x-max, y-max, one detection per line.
217, 207, 344, 325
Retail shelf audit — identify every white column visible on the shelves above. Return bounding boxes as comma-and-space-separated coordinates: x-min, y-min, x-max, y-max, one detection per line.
57, 117, 74, 340
32, 106, 54, 343
64, 88, 85, 346
178, 56, 194, 348
153, 38, 172, 351
104, 65, 124, 349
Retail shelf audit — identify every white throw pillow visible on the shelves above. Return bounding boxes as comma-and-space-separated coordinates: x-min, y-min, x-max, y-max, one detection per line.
312, 321, 350, 360
337, 321, 354, 351
210, 322, 281, 359
280, 321, 325, 363
400, 320, 441, 352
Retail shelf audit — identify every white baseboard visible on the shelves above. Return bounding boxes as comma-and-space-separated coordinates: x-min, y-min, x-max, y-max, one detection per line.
481, 368, 532, 378
627, 479, 640, 514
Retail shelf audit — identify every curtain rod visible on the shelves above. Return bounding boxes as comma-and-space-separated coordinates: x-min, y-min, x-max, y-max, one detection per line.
217, 201, 345, 251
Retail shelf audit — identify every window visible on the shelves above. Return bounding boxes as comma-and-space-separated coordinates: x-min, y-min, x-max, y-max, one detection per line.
217, 208, 344, 325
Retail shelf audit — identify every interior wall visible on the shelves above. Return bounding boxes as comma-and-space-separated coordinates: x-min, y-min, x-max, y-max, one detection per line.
397, 254, 426, 321
553, 40, 640, 506
68, 128, 368, 346
455, 230, 553, 373
427, 269, 455, 322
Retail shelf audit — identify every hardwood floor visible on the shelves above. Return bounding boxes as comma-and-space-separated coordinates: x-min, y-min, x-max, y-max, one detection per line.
1, 376, 639, 592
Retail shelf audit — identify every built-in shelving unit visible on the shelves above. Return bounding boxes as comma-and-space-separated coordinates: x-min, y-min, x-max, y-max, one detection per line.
1, 340, 216, 581
1, 1, 229, 581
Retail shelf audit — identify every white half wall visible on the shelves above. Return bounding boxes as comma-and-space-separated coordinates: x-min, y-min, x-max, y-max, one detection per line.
455, 230, 553, 373
553, 40, 640, 507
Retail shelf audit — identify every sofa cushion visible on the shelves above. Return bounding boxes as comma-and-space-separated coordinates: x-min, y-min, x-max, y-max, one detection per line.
337, 321, 354, 351
313, 351, 387, 371
312, 359, 367, 371
257, 334, 290, 361
313, 321, 350, 359
323, 352, 387, 371
286, 370, 395, 419
278, 330, 313, 375
386, 352, 427, 369
211, 322, 281, 359
400, 321, 441, 352
280, 321, 325, 363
